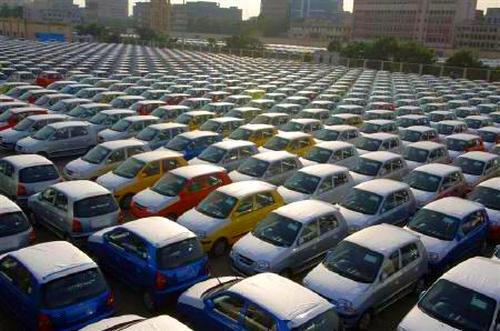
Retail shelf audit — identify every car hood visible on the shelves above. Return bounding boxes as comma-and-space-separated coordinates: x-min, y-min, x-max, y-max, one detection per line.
398, 306, 459, 331
65, 158, 100, 178
232, 233, 288, 265
132, 188, 179, 212
96, 171, 132, 192
349, 172, 374, 185
178, 208, 229, 236
229, 170, 257, 182
463, 173, 481, 187
0, 128, 27, 142
16, 136, 40, 149
406, 160, 425, 171
98, 129, 126, 141
338, 206, 373, 230
411, 188, 437, 207
277, 186, 311, 204
303, 263, 371, 303
405, 228, 455, 261
178, 276, 241, 310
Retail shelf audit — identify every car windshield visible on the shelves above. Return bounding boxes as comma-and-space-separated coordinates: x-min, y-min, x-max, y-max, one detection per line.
465, 119, 482, 129
407, 209, 460, 241
0, 110, 13, 121
469, 186, 500, 211
32, 126, 54, 140
292, 308, 340, 331
0, 212, 30, 237
284, 171, 321, 194
456, 157, 485, 176
68, 106, 89, 118
251, 116, 269, 124
176, 114, 192, 124
74, 194, 118, 218
313, 129, 340, 141
229, 128, 251, 140
82, 145, 111, 164
198, 146, 226, 163
304, 147, 333, 164
237, 158, 269, 177
200, 120, 220, 132
110, 119, 131, 132
19, 165, 59, 183
446, 138, 469, 151
361, 123, 382, 133
438, 124, 454, 135
405, 171, 441, 192
418, 279, 496, 331
151, 173, 186, 196
89, 112, 108, 125
323, 241, 384, 283
113, 158, 145, 178
13, 118, 34, 131
400, 130, 422, 142
355, 137, 381, 151
351, 158, 382, 176
478, 131, 496, 143
252, 213, 302, 247
166, 136, 191, 151
136, 127, 158, 142
157, 237, 204, 269
196, 191, 237, 219
42, 268, 107, 309
281, 121, 304, 132
264, 136, 289, 150
341, 188, 382, 215
404, 147, 429, 163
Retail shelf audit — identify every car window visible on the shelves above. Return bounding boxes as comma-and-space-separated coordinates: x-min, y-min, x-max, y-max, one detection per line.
127, 146, 145, 157
70, 126, 87, 137
0, 161, 14, 177
212, 294, 245, 323
333, 172, 349, 186
255, 192, 275, 209
54, 191, 68, 211
391, 158, 404, 170
318, 176, 333, 194
224, 149, 239, 163
382, 190, 409, 213
0, 257, 34, 296
162, 159, 179, 171
461, 210, 486, 236
442, 171, 461, 189
401, 243, 420, 267
106, 228, 148, 260
107, 149, 126, 163
41, 188, 57, 204
342, 147, 355, 159
266, 162, 281, 176
236, 197, 254, 214
54, 128, 69, 139
187, 178, 204, 193
281, 159, 297, 172
318, 214, 339, 235
142, 161, 160, 176
383, 250, 401, 277
243, 304, 277, 331
240, 146, 255, 158
298, 221, 319, 245
206, 175, 223, 188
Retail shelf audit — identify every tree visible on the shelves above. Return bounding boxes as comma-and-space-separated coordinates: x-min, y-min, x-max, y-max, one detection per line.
327, 40, 342, 53
369, 37, 399, 60
207, 37, 217, 49
225, 35, 263, 50
446, 49, 484, 68
393, 41, 435, 64
339, 41, 370, 59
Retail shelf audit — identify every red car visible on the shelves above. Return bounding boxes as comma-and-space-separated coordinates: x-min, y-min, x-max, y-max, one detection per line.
36, 71, 63, 87
161, 93, 191, 105
131, 100, 166, 115
130, 164, 231, 219
0, 107, 47, 131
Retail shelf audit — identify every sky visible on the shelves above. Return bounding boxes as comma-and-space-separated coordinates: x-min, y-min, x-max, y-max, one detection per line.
74, 1, 499, 19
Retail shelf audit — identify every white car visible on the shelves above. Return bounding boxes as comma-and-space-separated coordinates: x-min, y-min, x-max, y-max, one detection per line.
468, 177, 500, 242
80, 315, 192, 331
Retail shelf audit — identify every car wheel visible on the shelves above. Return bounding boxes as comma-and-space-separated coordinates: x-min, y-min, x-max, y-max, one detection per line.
120, 194, 133, 209
357, 311, 372, 331
211, 238, 228, 257
143, 291, 157, 312
413, 277, 427, 295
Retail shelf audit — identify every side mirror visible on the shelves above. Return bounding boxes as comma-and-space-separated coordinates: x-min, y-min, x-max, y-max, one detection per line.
205, 299, 214, 309
379, 272, 388, 283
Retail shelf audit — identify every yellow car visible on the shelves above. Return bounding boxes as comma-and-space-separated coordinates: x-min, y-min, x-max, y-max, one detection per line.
178, 180, 284, 256
260, 131, 316, 156
228, 124, 278, 147
244, 89, 266, 100
175, 110, 215, 130
326, 114, 364, 128
96, 150, 187, 208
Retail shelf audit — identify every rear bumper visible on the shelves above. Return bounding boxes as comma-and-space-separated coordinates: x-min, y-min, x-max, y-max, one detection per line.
151, 274, 210, 304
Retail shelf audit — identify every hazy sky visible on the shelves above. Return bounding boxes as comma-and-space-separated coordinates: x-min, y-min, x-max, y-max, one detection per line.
74, 0, 499, 19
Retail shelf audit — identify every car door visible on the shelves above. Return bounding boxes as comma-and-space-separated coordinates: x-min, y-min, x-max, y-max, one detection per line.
0, 160, 15, 198
48, 127, 70, 156
140, 160, 162, 189
205, 293, 246, 331
290, 220, 321, 272
231, 196, 257, 244
221, 148, 240, 171
315, 176, 334, 202
484, 158, 500, 180
379, 190, 410, 225
399, 242, 425, 289
453, 210, 488, 261
34, 187, 57, 225
278, 157, 300, 185
242, 303, 279, 331
50, 190, 70, 234
372, 251, 403, 311
317, 213, 344, 257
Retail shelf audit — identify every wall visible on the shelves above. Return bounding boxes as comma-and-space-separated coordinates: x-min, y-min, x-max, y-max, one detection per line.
0, 18, 72, 41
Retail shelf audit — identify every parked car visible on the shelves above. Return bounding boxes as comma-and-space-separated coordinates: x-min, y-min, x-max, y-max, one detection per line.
88, 217, 209, 310
350, 151, 409, 184
454, 151, 500, 189
131, 100, 166, 115
251, 112, 290, 127
97, 150, 187, 208
151, 105, 190, 122
231, 200, 348, 276
405, 164, 467, 208
313, 125, 360, 144
98, 115, 159, 143
405, 197, 489, 272
0, 195, 33, 253
177, 272, 341, 330
131, 123, 187, 150
400, 126, 439, 146
49, 98, 91, 114
228, 124, 278, 147
175, 110, 215, 131
67, 103, 111, 121
0, 107, 47, 131
35, 70, 63, 87
300, 141, 360, 168
398, 257, 500, 331
403, 141, 449, 170
445, 133, 485, 160
436, 120, 468, 140
15, 121, 97, 157
0, 241, 114, 330
468, 177, 500, 241
280, 118, 323, 134
80, 315, 193, 331
199, 117, 244, 137
161, 130, 222, 160
360, 120, 398, 135
303, 224, 427, 330
178, 180, 284, 255
477, 126, 500, 151
355, 133, 402, 155
88, 109, 136, 133
464, 115, 494, 134
259, 131, 315, 156
189, 140, 259, 172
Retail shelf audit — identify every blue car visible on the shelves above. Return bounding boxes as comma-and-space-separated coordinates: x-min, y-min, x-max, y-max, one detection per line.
88, 217, 210, 311
178, 273, 342, 331
405, 197, 489, 273
161, 130, 222, 160
0, 241, 114, 331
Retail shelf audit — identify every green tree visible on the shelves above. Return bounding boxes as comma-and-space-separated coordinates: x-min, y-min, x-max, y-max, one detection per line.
225, 34, 263, 50
369, 37, 399, 60
446, 49, 484, 68
339, 41, 370, 59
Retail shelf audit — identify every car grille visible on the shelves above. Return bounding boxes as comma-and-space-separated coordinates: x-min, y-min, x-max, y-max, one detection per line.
238, 254, 254, 266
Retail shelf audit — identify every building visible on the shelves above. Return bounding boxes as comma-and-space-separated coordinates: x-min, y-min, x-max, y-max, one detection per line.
261, 0, 290, 24
133, 1, 151, 29
171, 3, 188, 32
0, 17, 72, 40
24, 0, 83, 26
185, 1, 241, 22
290, 0, 343, 21
85, 0, 128, 25
0, 0, 30, 6
151, 0, 170, 34
289, 18, 351, 42
454, 8, 500, 52
352, 0, 477, 49
486, 8, 500, 25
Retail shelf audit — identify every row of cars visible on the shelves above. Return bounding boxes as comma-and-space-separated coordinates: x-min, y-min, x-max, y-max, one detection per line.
0, 38, 499, 331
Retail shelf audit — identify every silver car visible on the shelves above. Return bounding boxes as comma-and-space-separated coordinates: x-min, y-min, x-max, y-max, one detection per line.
303, 224, 428, 330
88, 109, 136, 133
349, 151, 409, 185
0, 195, 33, 254
189, 140, 259, 172
231, 200, 348, 277
27, 180, 121, 241
15, 121, 97, 157
355, 133, 403, 155
300, 141, 360, 168
0, 154, 61, 206
97, 115, 159, 143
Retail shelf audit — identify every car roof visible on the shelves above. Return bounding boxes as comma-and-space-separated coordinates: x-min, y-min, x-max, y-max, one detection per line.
365, 119, 394, 125
133, 150, 183, 163
123, 115, 158, 122
8, 241, 96, 283
299, 164, 348, 177
239, 124, 275, 131
101, 109, 135, 115
253, 151, 296, 162
290, 118, 321, 124
363, 132, 399, 140
3, 154, 53, 168
211, 139, 255, 150
121, 217, 196, 248
0, 195, 22, 214
172, 164, 225, 179
446, 133, 480, 141
478, 126, 500, 134
315, 141, 355, 151
99, 139, 146, 150
180, 130, 219, 139
413, 163, 461, 176
208, 117, 243, 123
52, 180, 111, 200
23, 114, 67, 121
361, 151, 402, 162
423, 197, 484, 218
477, 176, 500, 190
48, 120, 89, 129
355, 178, 409, 195
9, 107, 46, 114
275, 200, 339, 223
323, 125, 358, 131
82, 315, 192, 331
218, 180, 276, 198
407, 141, 444, 150
347, 224, 419, 256
458, 151, 498, 162
147, 123, 187, 130
229, 273, 331, 324
275, 131, 311, 140
442, 257, 500, 301
405, 125, 435, 133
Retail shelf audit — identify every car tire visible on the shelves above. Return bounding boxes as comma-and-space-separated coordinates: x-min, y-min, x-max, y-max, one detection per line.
143, 291, 157, 312
357, 311, 372, 331
120, 194, 133, 209
211, 238, 228, 257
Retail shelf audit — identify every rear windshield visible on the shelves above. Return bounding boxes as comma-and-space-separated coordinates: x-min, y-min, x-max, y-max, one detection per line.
74, 194, 118, 218
42, 268, 107, 309
157, 237, 204, 269
19, 165, 59, 183
0, 212, 30, 237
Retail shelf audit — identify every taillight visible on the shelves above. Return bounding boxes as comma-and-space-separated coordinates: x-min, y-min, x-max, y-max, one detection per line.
72, 219, 82, 233
118, 211, 125, 224
106, 292, 115, 307
37, 313, 52, 331
17, 184, 27, 196
155, 272, 167, 290
29, 229, 36, 244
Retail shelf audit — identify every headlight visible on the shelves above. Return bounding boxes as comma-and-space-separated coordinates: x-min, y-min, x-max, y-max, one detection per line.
428, 252, 440, 262
255, 260, 270, 271
336, 299, 357, 315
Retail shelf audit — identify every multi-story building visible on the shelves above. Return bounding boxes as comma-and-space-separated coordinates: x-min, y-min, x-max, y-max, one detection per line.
486, 8, 500, 25
261, 0, 290, 23
184, 1, 241, 22
24, 0, 83, 25
289, 18, 351, 42
171, 3, 188, 32
454, 8, 500, 51
352, 0, 477, 49
133, 2, 151, 29
151, 0, 170, 34
290, 0, 343, 21
85, 0, 128, 25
